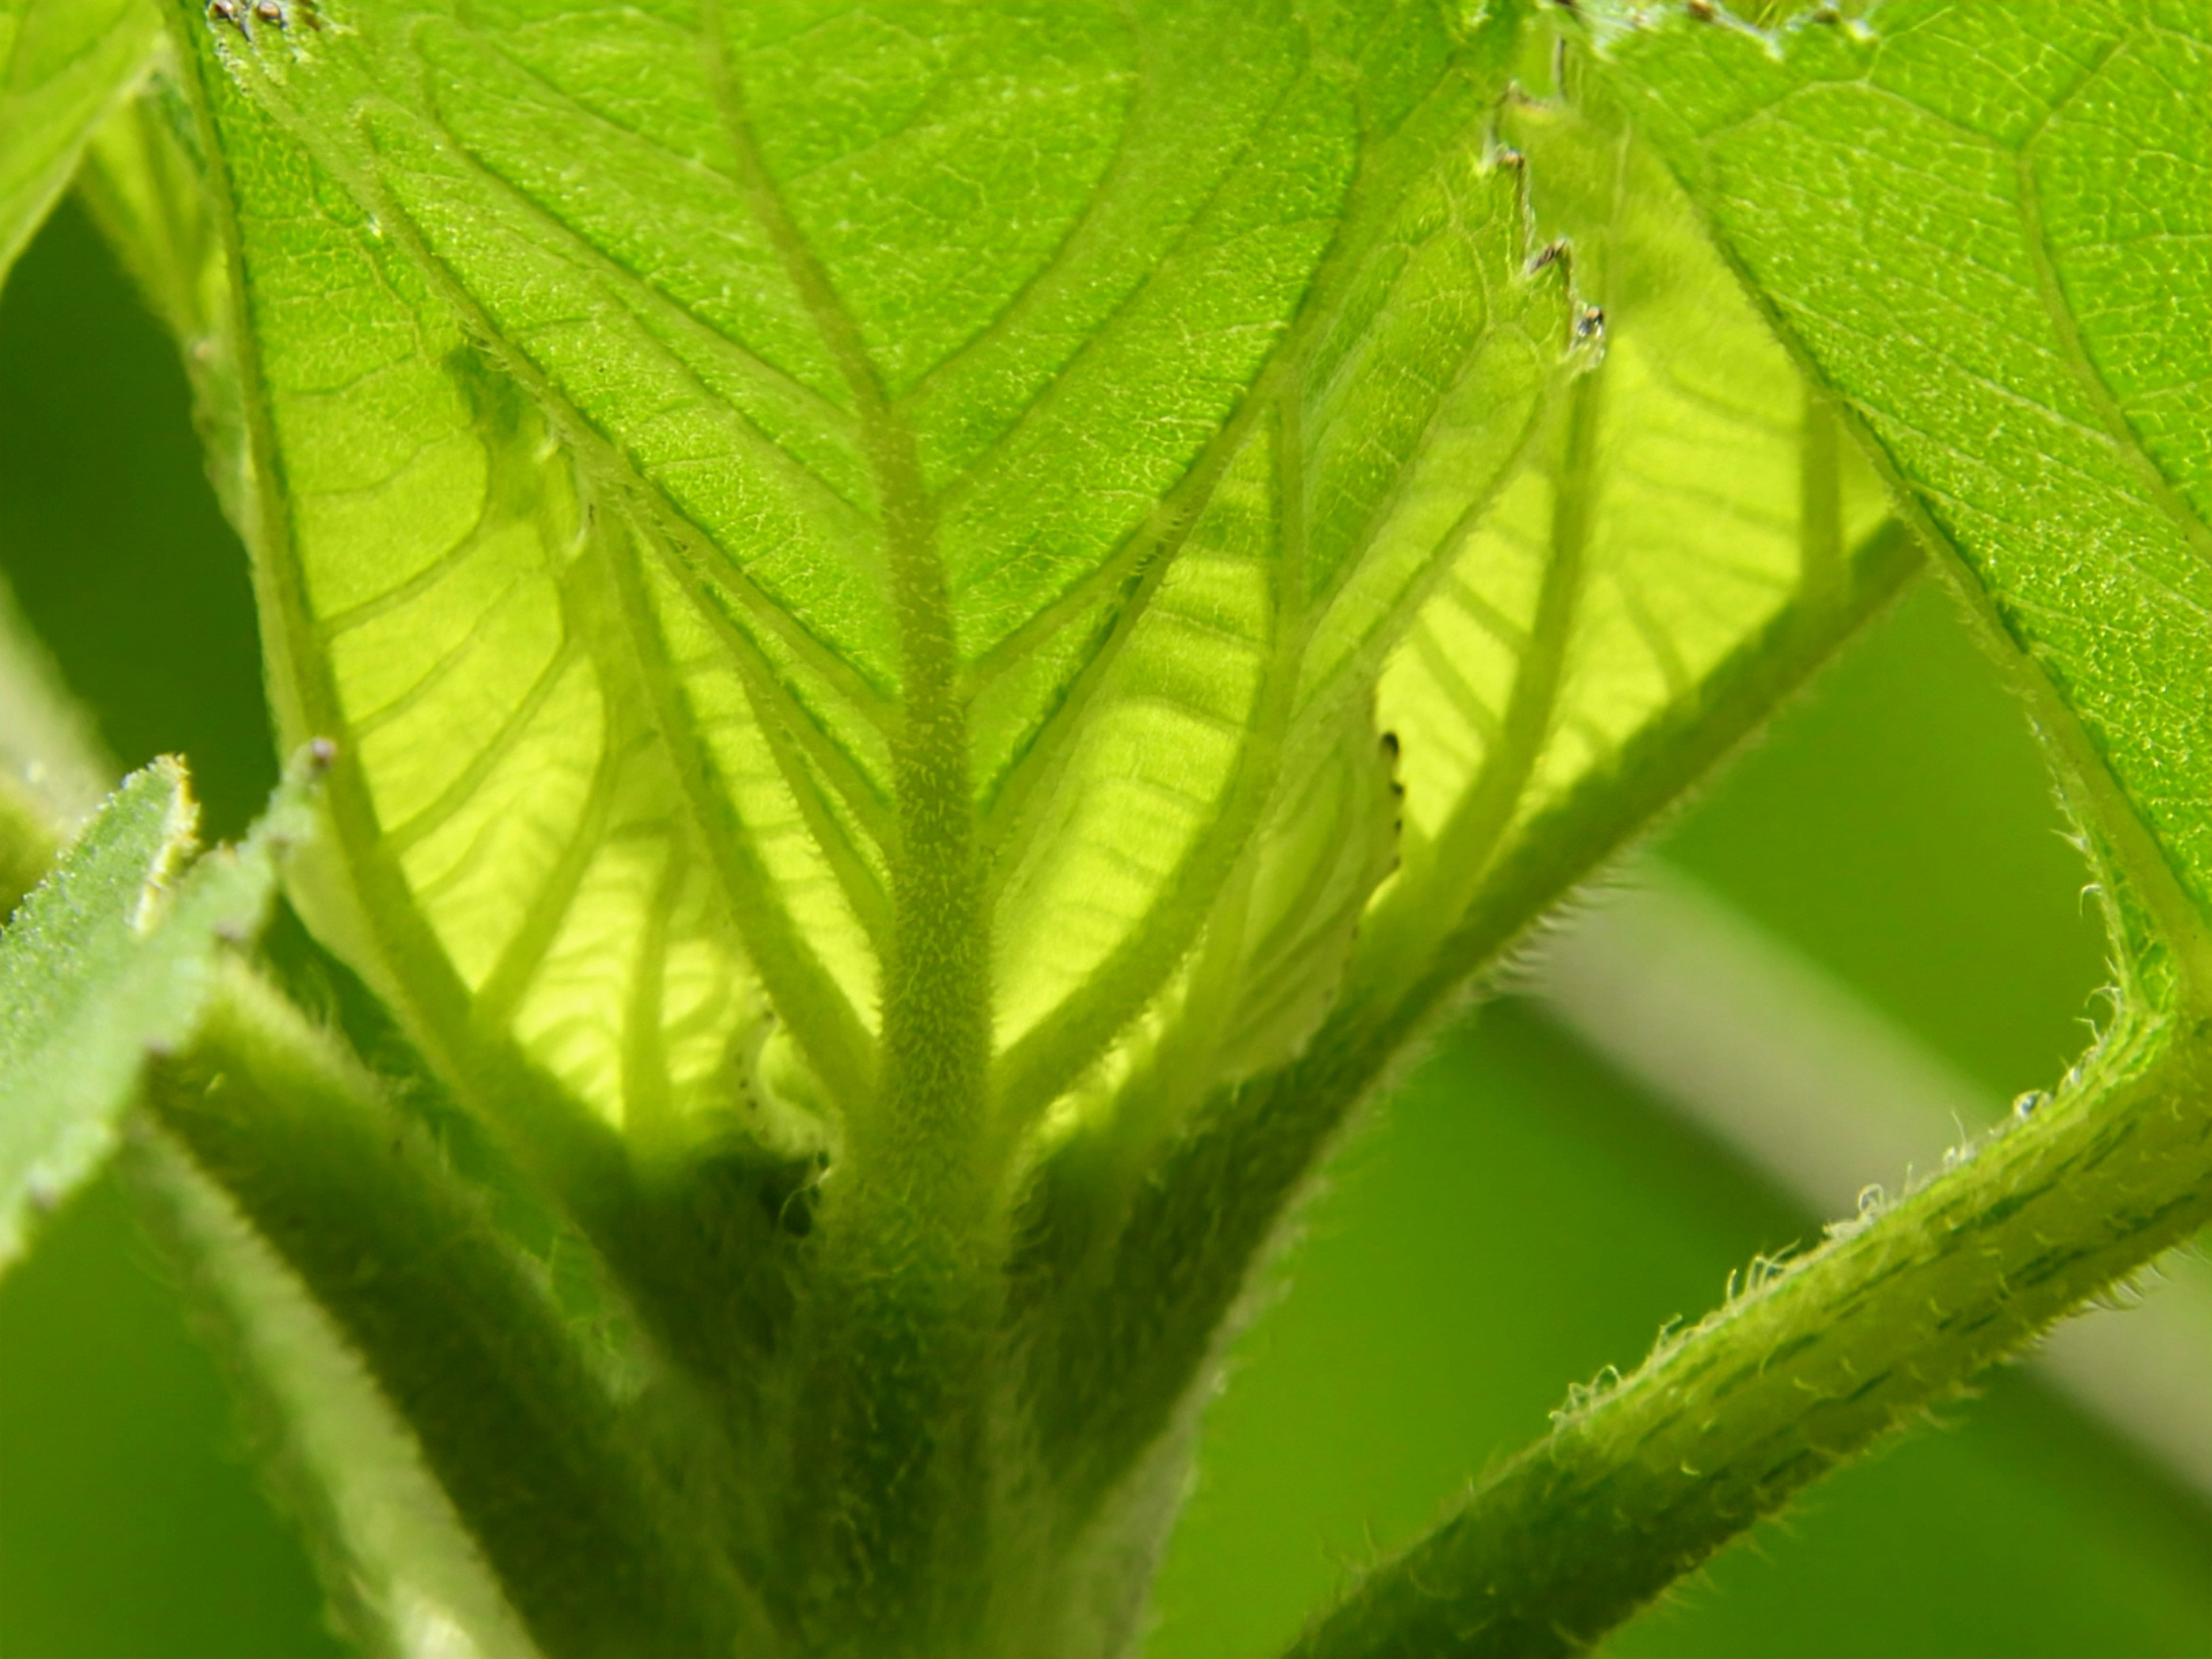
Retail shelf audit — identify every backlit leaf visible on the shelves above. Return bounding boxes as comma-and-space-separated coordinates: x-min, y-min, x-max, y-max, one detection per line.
176, 1, 1573, 1155
0, 0, 157, 283
1351, 66, 1895, 1007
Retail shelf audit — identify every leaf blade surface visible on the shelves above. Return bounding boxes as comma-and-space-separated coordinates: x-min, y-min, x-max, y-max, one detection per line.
1593, 0, 2212, 925
181, 1, 1580, 1149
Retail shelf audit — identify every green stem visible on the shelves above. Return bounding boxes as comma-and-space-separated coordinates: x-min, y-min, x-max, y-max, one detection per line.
1285, 1007, 2212, 1658
146, 961, 771, 1659
698, 9, 997, 1637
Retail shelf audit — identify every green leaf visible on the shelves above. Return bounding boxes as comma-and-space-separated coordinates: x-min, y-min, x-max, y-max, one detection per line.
1350, 65, 1898, 1009
173, 1, 1571, 1172
0, 0, 157, 283
171, 0, 1915, 1245
0, 756, 296, 1271
1590, 0, 2212, 955
0, 763, 195, 1268
0, 562, 117, 915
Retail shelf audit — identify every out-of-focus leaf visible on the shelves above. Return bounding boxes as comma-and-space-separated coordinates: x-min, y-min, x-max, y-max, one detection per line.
0, 573, 110, 832
131, 1125, 545, 1659
0, 0, 156, 283
1, 762, 193, 1266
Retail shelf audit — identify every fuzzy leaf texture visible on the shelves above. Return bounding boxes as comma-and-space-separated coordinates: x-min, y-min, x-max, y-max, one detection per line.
0, 758, 300, 1272
1590, 0, 2212, 941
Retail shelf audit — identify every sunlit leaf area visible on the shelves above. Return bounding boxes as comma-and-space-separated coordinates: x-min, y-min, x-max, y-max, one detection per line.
3, 2, 2211, 1655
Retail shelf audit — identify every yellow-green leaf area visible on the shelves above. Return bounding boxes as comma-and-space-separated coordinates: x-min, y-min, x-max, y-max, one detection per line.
185, 0, 1588, 1147
0, 0, 157, 281
1353, 69, 1892, 998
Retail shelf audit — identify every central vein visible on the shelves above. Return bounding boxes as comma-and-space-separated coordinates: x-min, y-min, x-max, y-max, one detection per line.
698, 12, 991, 1166
698, 5, 997, 1622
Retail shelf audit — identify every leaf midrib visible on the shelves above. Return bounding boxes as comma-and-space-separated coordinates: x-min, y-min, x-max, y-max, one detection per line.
698, 0, 987, 1150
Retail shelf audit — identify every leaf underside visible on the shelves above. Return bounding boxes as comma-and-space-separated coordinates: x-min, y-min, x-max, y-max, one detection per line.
165, 0, 1897, 1188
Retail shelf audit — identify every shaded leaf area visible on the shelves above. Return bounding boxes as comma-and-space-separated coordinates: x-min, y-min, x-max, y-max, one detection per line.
0, 757, 300, 1272
0, 569, 113, 908
0, 0, 156, 279
1592, 0, 2212, 938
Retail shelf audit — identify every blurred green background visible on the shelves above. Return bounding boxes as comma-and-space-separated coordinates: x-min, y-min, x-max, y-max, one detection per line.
3, 197, 2209, 1657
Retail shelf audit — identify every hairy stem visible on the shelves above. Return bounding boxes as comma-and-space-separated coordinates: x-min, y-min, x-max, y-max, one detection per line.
1285, 1007, 2212, 1657
146, 961, 771, 1659
698, 7, 997, 1637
